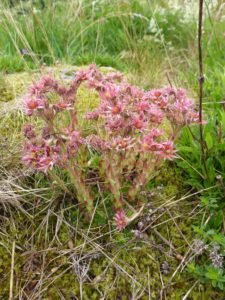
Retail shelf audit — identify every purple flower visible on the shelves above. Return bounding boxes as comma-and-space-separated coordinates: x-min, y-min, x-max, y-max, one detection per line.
21, 49, 29, 56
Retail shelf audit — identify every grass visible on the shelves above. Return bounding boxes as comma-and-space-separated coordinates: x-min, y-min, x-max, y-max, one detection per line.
0, 0, 224, 86
0, 0, 225, 298
1, 0, 224, 93
0, 0, 196, 86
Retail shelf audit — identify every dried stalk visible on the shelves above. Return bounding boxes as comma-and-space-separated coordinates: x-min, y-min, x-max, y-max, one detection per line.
198, 0, 208, 178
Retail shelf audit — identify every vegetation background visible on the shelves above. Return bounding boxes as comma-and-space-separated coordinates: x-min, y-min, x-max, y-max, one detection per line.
0, 0, 225, 299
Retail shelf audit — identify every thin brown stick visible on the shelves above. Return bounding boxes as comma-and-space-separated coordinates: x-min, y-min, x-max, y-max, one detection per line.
9, 241, 15, 300
198, 0, 208, 178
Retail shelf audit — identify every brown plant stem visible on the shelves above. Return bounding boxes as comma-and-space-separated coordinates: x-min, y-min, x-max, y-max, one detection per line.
198, 0, 209, 179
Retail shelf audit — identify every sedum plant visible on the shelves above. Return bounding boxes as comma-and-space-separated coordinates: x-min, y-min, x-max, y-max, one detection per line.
22, 65, 199, 229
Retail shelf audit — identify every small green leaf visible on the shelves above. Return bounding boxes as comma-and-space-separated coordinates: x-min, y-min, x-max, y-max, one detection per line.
218, 282, 224, 290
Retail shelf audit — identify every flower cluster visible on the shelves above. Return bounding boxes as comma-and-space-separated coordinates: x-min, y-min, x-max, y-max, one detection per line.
192, 240, 224, 270
22, 67, 99, 212
22, 140, 60, 173
84, 67, 198, 213
22, 65, 199, 226
209, 244, 224, 269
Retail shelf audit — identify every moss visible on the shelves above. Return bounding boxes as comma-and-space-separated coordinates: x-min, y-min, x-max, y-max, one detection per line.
0, 71, 35, 103
76, 87, 100, 132
153, 163, 184, 197
0, 209, 224, 299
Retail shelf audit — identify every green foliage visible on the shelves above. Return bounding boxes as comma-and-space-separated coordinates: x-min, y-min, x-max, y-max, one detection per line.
193, 226, 225, 248
177, 110, 225, 195
176, 111, 225, 258
188, 264, 225, 290
177, 107, 225, 291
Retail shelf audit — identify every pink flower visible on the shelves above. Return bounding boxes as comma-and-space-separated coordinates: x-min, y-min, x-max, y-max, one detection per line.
114, 209, 128, 231
143, 140, 163, 152
23, 124, 36, 139
144, 89, 162, 101
125, 84, 144, 98
22, 153, 36, 167
22, 143, 43, 167
148, 128, 164, 138
110, 105, 122, 115
106, 116, 125, 131
37, 156, 56, 172
53, 101, 73, 111
157, 96, 168, 109
86, 110, 100, 120
70, 130, 81, 139
104, 72, 123, 82
159, 141, 177, 160
172, 98, 194, 114
86, 135, 107, 151
98, 84, 118, 101
186, 111, 202, 124
67, 130, 84, 157
24, 98, 45, 115
151, 89, 162, 99
69, 65, 99, 92
144, 89, 169, 109
147, 105, 164, 123
29, 76, 58, 95
136, 100, 149, 112
21, 65, 200, 219
74, 70, 88, 83
22, 142, 60, 173
133, 117, 145, 130
142, 130, 164, 153
110, 136, 136, 151
176, 88, 187, 98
